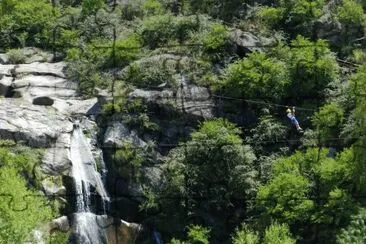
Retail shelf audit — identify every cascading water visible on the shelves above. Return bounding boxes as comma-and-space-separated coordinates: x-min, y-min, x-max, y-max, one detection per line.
70, 122, 110, 243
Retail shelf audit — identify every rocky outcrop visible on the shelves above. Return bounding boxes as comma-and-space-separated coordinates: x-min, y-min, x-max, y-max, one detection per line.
104, 122, 147, 148
315, 1, 342, 46
128, 78, 214, 119
0, 54, 9, 64
0, 99, 73, 147
13, 75, 77, 101
0, 64, 15, 76
69, 213, 143, 244
15, 62, 66, 78
50, 216, 70, 233
0, 76, 13, 96
42, 178, 67, 196
229, 29, 262, 55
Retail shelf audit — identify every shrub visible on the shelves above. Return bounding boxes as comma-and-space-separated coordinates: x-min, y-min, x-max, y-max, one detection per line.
6, 48, 26, 64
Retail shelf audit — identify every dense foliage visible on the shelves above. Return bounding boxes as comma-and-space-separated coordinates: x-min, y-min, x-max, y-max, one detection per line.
0, 142, 59, 243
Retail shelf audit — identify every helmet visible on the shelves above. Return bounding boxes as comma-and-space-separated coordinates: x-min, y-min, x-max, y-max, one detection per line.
286, 108, 291, 113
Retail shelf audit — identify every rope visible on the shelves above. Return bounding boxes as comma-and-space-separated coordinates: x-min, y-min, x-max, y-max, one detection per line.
212, 94, 316, 111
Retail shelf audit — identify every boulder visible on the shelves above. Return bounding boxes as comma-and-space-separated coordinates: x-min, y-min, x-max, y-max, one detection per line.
69, 213, 143, 244
314, 0, 342, 46
103, 122, 147, 148
42, 178, 66, 195
33, 96, 54, 106
176, 78, 214, 119
50, 216, 70, 233
0, 54, 9, 64
229, 29, 262, 55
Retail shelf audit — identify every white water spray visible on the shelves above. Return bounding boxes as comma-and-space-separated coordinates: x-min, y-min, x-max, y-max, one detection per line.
70, 122, 110, 243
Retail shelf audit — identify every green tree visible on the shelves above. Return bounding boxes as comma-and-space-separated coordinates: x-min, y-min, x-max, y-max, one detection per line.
0, 143, 55, 243
337, 208, 366, 244
258, 147, 358, 241
258, 0, 324, 36
81, 0, 105, 15
0, 0, 57, 47
171, 225, 211, 244
312, 103, 344, 147
202, 23, 232, 63
222, 52, 290, 101
337, 0, 366, 27
232, 224, 259, 244
263, 222, 296, 244
287, 36, 339, 100
158, 119, 257, 237
257, 172, 314, 225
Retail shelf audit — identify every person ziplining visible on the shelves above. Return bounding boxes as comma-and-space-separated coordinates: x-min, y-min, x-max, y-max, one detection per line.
286, 106, 303, 132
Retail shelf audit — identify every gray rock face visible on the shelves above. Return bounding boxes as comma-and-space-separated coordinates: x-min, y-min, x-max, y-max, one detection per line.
0, 54, 9, 64
315, 0, 342, 45
0, 64, 15, 76
229, 29, 262, 54
104, 122, 147, 148
0, 99, 73, 147
42, 179, 66, 195
41, 133, 71, 175
15, 62, 66, 78
13, 75, 77, 101
176, 78, 214, 118
69, 213, 142, 244
128, 79, 214, 119
0, 76, 13, 96
50, 216, 70, 233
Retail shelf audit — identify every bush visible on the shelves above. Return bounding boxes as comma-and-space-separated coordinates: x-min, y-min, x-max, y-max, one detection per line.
202, 23, 232, 62
0, 142, 55, 243
287, 36, 339, 99
122, 56, 178, 88
222, 52, 290, 101
140, 14, 199, 48
337, 0, 366, 27
113, 34, 142, 67
6, 48, 26, 64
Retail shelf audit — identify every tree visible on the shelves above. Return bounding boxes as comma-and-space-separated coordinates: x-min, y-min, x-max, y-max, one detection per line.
232, 224, 259, 244
258, 0, 324, 36
222, 52, 290, 102
158, 119, 258, 238
258, 147, 358, 241
337, 0, 366, 28
202, 23, 232, 63
287, 36, 339, 100
312, 103, 344, 147
337, 208, 366, 244
257, 172, 314, 225
0, 143, 55, 243
263, 222, 296, 244
171, 225, 211, 244
345, 64, 366, 195
81, 0, 105, 15
0, 0, 57, 47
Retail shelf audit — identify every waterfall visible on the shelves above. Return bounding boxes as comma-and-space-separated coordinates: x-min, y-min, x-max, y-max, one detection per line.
70, 122, 110, 243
